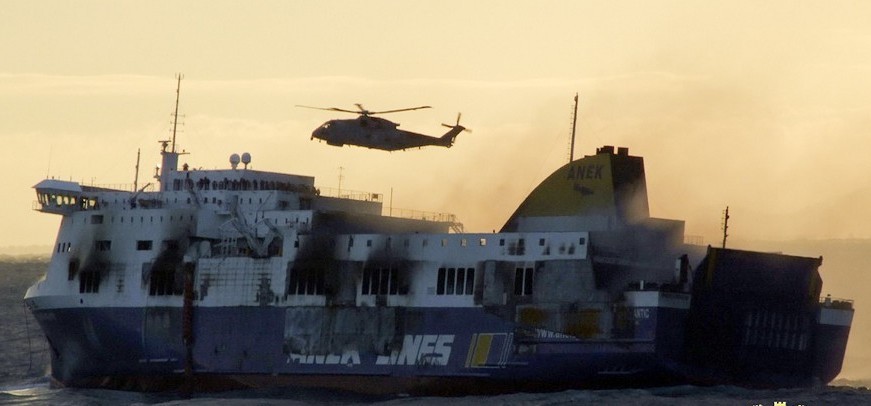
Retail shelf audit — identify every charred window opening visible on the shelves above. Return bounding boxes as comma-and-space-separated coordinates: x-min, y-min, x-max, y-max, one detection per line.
79, 270, 101, 293
147, 241, 184, 296
507, 239, 526, 255
137, 240, 153, 251
95, 240, 111, 252
67, 260, 79, 280
514, 267, 535, 296
146, 240, 184, 296
361, 267, 406, 296
162, 240, 179, 251
90, 215, 103, 224
437, 267, 475, 295
149, 265, 182, 296
287, 265, 325, 296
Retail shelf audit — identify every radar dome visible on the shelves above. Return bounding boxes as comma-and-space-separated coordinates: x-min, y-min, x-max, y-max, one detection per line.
230, 153, 241, 170
241, 152, 251, 169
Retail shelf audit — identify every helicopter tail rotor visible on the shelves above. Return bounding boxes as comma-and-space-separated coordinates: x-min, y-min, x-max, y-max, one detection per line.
441, 113, 471, 133
439, 113, 470, 147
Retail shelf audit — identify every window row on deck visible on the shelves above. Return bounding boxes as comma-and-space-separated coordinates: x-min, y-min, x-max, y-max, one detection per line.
71, 260, 539, 302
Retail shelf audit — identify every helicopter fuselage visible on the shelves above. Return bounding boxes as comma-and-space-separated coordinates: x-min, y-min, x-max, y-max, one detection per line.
311, 116, 457, 151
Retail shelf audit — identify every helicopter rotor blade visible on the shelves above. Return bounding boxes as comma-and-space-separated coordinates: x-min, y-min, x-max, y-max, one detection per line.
297, 104, 432, 116
367, 106, 432, 115
295, 105, 361, 114
354, 104, 371, 115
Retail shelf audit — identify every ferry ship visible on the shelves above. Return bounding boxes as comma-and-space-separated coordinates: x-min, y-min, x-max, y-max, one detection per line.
23, 94, 853, 395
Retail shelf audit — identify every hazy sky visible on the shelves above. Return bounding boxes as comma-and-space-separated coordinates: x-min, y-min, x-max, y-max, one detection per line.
5, 1, 871, 248
3, 0, 871, 379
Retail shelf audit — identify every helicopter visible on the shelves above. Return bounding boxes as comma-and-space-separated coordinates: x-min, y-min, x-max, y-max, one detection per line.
297, 104, 470, 151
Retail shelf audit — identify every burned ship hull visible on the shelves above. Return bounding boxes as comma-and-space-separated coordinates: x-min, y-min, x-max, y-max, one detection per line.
25, 144, 853, 395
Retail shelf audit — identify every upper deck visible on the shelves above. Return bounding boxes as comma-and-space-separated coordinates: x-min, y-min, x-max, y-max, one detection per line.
34, 149, 457, 236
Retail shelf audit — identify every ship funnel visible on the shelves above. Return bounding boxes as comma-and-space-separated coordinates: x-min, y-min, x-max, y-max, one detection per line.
501, 145, 649, 232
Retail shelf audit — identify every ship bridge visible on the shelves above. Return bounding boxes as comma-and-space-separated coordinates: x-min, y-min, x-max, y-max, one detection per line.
33, 179, 99, 214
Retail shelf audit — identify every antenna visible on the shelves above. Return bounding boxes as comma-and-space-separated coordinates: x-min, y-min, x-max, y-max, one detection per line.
568, 93, 579, 162
721, 206, 730, 248
133, 148, 141, 192
46, 144, 53, 178
338, 166, 344, 197
171, 74, 183, 153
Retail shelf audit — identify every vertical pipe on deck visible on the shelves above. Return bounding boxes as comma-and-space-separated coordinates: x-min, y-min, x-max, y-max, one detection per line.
181, 263, 195, 397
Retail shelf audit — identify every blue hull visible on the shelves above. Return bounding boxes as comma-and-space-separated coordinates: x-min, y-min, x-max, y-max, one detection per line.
31, 304, 847, 394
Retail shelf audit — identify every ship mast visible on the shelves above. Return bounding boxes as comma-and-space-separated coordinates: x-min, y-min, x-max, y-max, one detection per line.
568, 92, 579, 162
721, 206, 730, 248
171, 74, 182, 153
158, 74, 187, 191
